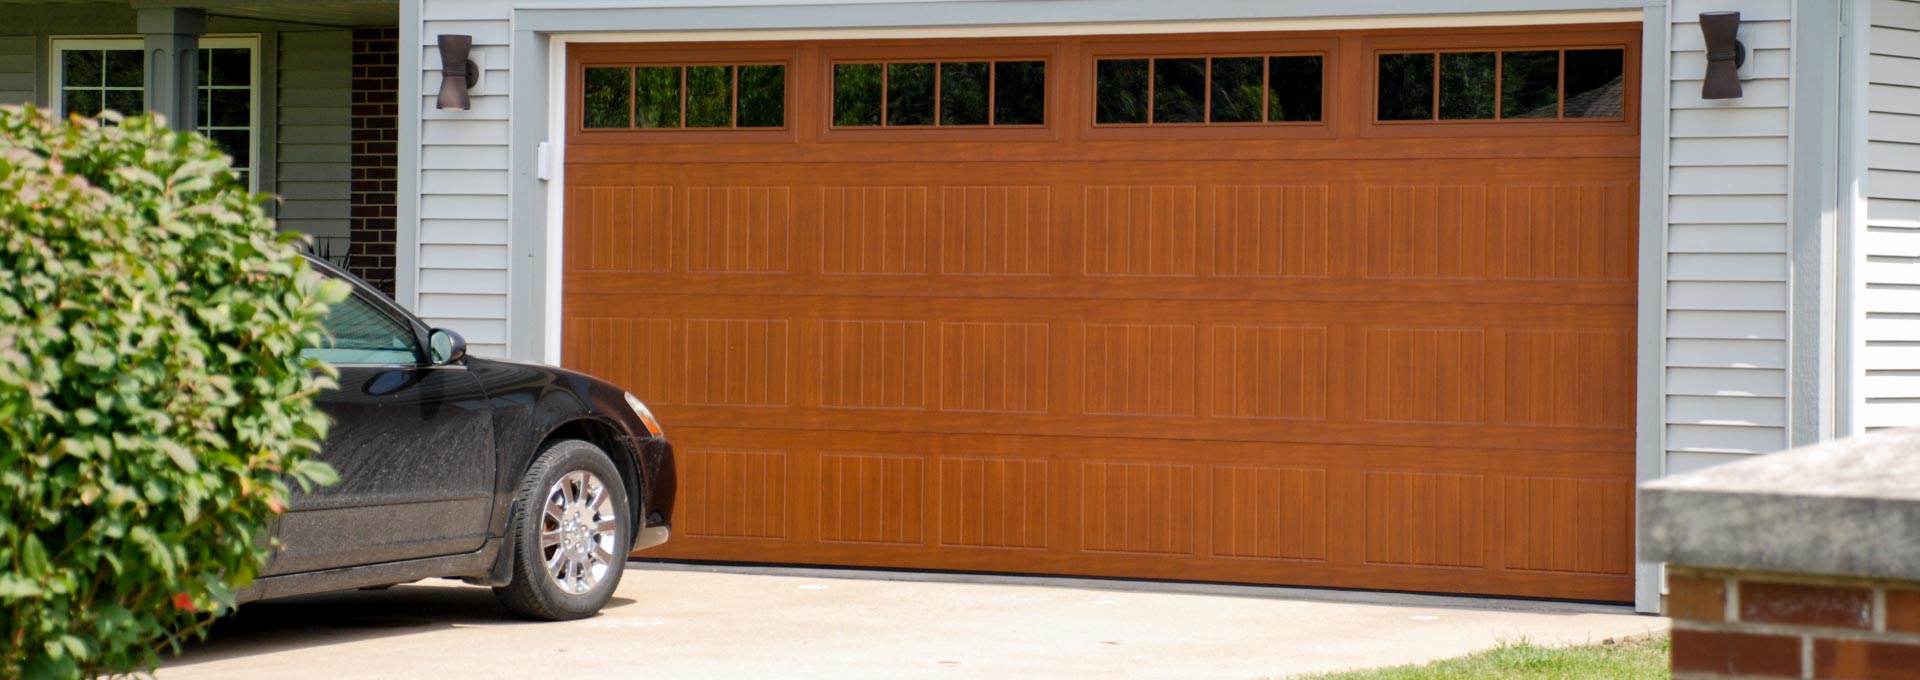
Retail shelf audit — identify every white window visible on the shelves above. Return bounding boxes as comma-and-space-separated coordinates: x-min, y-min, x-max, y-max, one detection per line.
51, 36, 261, 188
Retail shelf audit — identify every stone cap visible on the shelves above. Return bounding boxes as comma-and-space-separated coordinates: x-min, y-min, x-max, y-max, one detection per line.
1640, 428, 1920, 580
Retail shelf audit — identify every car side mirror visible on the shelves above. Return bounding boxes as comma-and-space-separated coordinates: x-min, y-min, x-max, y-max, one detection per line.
428, 328, 468, 365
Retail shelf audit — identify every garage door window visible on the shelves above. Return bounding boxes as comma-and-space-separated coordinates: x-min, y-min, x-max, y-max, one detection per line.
1094, 55, 1323, 125
583, 64, 786, 129
1377, 48, 1625, 122
832, 60, 1046, 127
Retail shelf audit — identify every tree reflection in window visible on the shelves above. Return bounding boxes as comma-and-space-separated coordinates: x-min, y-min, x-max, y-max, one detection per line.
1377, 47, 1626, 123
1098, 54, 1325, 125
582, 63, 786, 129
833, 59, 1046, 127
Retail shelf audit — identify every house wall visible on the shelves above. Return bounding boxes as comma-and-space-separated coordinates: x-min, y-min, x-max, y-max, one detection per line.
1862, 0, 1920, 430
277, 30, 354, 242
1660, 1, 1796, 474
0, 5, 359, 246
0, 35, 32, 104
414, 0, 515, 357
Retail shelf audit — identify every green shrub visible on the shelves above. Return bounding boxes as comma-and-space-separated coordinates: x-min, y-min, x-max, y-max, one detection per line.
0, 106, 346, 678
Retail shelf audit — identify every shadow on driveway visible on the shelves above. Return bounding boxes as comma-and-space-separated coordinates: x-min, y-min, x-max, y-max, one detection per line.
165, 583, 638, 670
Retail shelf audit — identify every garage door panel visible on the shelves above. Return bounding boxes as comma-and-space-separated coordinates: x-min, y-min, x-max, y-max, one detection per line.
564, 176, 1632, 286
564, 309, 1634, 451
566, 28, 1639, 601
647, 428, 1634, 599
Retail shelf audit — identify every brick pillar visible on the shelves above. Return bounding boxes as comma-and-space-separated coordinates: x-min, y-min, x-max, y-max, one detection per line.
349, 27, 398, 295
1668, 567, 1920, 679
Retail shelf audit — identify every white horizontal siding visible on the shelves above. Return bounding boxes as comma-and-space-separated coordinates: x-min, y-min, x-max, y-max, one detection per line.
1862, 0, 1920, 430
0, 36, 34, 106
1664, 8, 1793, 468
411, 0, 517, 357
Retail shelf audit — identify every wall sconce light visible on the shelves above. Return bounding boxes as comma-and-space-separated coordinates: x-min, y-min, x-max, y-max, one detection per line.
436, 34, 478, 110
1699, 11, 1746, 100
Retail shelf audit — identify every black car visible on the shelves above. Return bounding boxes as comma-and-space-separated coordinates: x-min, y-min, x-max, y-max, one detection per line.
234, 254, 675, 620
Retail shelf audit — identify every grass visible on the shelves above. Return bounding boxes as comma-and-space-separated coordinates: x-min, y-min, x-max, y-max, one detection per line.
1290, 635, 1669, 680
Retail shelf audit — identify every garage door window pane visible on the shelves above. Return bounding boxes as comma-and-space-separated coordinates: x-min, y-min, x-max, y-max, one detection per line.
941, 61, 991, 125
1378, 53, 1435, 121
835, 63, 882, 126
583, 67, 632, 128
1209, 57, 1263, 123
887, 62, 936, 126
1439, 52, 1496, 120
687, 65, 733, 127
1501, 51, 1560, 119
1153, 58, 1204, 123
1268, 55, 1322, 122
1564, 49, 1625, 119
994, 61, 1046, 125
634, 66, 682, 128
1095, 59, 1149, 125
738, 64, 785, 127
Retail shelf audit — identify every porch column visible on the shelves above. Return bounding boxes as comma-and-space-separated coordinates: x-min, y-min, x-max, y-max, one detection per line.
136, 8, 205, 128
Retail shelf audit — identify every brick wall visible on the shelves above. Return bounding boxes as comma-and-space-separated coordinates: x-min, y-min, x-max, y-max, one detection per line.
349, 27, 398, 295
1669, 566, 1920, 679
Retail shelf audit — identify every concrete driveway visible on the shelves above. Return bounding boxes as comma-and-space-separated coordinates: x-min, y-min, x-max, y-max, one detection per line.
158, 564, 1667, 679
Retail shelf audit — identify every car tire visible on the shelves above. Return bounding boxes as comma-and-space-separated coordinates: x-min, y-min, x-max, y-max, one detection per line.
493, 438, 631, 621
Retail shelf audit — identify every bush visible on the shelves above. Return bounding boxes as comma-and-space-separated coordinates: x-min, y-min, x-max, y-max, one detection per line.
0, 106, 346, 678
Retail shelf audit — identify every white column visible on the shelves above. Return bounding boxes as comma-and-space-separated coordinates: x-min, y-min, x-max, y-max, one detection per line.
136, 8, 205, 128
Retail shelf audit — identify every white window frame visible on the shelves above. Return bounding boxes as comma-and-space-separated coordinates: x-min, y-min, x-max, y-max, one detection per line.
50, 35, 262, 190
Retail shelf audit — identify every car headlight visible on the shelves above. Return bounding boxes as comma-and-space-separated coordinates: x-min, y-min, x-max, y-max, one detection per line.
623, 392, 663, 437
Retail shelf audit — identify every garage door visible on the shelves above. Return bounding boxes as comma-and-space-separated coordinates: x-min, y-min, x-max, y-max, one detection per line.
563, 25, 1640, 601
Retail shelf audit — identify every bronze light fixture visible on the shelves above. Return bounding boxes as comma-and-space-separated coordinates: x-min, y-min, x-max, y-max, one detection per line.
436, 34, 479, 110
1699, 11, 1747, 100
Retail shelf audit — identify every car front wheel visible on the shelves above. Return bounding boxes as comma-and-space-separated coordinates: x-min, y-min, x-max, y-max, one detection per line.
493, 438, 631, 620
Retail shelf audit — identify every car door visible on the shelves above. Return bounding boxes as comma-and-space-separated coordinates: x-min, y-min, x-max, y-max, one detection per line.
266, 287, 497, 576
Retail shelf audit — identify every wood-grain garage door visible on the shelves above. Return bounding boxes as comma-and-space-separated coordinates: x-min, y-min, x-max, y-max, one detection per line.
563, 24, 1641, 601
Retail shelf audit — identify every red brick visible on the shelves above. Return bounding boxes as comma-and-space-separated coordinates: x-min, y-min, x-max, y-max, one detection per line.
1888, 590, 1920, 635
1671, 573, 1728, 622
1741, 581, 1874, 630
1672, 628, 1803, 678
1813, 638, 1920, 680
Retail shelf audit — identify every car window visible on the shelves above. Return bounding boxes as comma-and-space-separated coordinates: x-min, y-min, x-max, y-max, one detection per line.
304, 292, 420, 365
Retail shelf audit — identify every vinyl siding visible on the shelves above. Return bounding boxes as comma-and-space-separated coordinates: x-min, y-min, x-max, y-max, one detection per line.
277, 31, 353, 241
415, 0, 513, 357
1862, 0, 1920, 430
0, 36, 32, 105
1663, 0, 1794, 474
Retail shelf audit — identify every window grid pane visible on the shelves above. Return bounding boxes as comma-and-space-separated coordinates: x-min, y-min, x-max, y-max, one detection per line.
1095, 54, 1324, 126
194, 47, 254, 182
61, 49, 145, 119
1377, 47, 1623, 123
582, 62, 786, 130
833, 59, 1046, 128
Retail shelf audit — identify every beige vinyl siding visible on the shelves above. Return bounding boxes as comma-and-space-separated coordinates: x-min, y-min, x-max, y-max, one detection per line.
276, 30, 353, 242
414, 0, 513, 357
1863, 0, 1920, 430
0, 36, 34, 105
1663, 0, 1794, 474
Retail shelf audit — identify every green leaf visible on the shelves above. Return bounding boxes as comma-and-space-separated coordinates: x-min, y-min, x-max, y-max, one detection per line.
0, 574, 43, 599
19, 533, 49, 575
